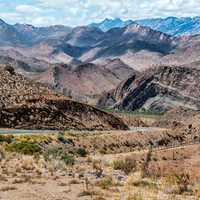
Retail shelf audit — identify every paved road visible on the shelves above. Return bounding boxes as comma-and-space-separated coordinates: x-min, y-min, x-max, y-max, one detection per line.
0, 129, 59, 135
0, 127, 166, 135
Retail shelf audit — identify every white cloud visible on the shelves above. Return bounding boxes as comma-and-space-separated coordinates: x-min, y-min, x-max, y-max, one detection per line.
16, 5, 42, 13
1, 0, 200, 26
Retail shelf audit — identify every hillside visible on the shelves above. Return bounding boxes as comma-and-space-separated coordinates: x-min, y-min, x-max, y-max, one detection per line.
28, 59, 135, 104
97, 65, 200, 112
0, 65, 128, 130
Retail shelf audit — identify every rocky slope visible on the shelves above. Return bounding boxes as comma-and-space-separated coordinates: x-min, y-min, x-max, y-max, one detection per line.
97, 65, 200, 112
0, 66, 128, 130
30, 59, 135, 104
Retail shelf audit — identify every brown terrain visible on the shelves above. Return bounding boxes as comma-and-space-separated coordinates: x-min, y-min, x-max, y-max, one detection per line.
0, 18, 200, 200
2, 19, 200, 104
0, 110, 200, 200
0, 65, 128, 131
98, 65, 200, 112
33, 59, 135, 104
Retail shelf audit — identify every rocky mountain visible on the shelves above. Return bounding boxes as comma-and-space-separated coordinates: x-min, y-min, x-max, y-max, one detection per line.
80, 23, 176, 71
97, 65, 200, 112
0, 19, 22, 46
0, 18, 198, 72
13, 23, 72, 45
32, 59, 136, 104
3, 18, 200, 105
136, 16, 200, 36
0, 19, 72, 46
0, 65, 128, 130
90, 17, 200, 36
89, 18, 133, 32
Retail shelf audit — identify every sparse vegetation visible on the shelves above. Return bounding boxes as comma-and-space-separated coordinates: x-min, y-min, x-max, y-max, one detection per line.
96, 176, 113, 189
112, 157, 136, 175
76, 147, 87, 157
5, 142, 42, 155
43, 146, 75, 165
161, 173, 191, 194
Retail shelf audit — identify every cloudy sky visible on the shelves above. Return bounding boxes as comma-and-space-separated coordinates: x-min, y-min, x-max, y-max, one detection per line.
0, 0, 200, 26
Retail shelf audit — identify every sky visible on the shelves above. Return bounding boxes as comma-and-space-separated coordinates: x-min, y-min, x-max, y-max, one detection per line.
0, 0, 200, 27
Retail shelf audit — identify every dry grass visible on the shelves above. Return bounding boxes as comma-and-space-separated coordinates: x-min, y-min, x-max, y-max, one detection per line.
0, 186, 17, 192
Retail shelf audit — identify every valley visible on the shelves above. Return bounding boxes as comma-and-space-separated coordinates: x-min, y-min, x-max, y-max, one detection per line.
0, 13, 200, 200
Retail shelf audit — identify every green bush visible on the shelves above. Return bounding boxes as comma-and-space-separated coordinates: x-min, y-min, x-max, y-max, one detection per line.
76, 148, 87, 157
57, 132, 67, 143
43, 146, 74, 165
62, 153, 74, 165
6, 142, 42, 155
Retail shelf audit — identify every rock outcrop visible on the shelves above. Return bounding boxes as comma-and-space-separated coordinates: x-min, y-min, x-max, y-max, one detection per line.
0, 66, 128, 130
97, 66, 200, 112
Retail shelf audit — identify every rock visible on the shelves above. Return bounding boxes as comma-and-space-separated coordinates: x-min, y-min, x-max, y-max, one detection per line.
97, 66, 200, 112
0, 67, 128, 131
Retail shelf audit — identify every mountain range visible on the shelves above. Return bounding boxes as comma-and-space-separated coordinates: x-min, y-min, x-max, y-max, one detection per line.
1, 17, 200, 108
90, 17, 200, 36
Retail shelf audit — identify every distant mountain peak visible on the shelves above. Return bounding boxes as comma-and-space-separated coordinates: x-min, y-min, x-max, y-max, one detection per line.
0, 19, 6, 25
89, 18, 133, 32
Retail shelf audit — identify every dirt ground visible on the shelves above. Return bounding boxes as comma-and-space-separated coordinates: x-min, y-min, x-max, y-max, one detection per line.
0, 143, 200, 200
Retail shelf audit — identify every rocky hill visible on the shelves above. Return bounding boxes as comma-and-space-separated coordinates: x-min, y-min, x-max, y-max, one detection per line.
97, 65, 200, 112
0, 66, 128, 130
30, 59, 135, 104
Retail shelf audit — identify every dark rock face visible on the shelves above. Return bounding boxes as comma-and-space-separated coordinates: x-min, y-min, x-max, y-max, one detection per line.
97, 66, 200, 112
0, 99, 128, 131
0, 66, 128, 130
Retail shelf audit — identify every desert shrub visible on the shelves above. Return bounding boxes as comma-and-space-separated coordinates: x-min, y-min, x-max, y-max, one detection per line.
76, 147, 87, 157
94, 197, 106, 200
57, 132, 66, 143
162, 173, 190, 194
62, 153, 74, 165
17, 135, 50, 144
43, 147, 63, 160
96, 176, 113, 189
112, 159, 125, 170
112, 157, 136, 175
0, 186, 17, 192
0, 146, 5, 161
92, 160, 103, 177
6, 142, 42, 155
131, 179, 157, 190
43, 146, 74, 165
126, 193, 144, 200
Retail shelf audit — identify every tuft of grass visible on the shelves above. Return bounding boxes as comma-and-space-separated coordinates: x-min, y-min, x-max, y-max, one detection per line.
0, 186, 17, 192
112, 157, 136, 175
94, 197, 107, 200
62, 153, 75, 165
126, 193, 144, 200
96, 176, 113, 190
161, 173, 190, 194
76, 147, 87, 157
5, 142, 42, 155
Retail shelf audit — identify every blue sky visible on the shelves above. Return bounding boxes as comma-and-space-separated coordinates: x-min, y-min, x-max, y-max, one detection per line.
0, 0, 200, 26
